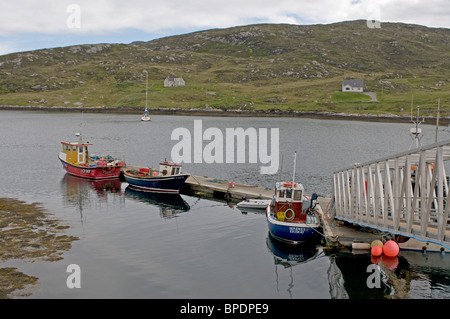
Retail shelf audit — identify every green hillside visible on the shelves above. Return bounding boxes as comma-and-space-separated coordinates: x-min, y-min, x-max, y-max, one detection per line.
0, 20, 449, 116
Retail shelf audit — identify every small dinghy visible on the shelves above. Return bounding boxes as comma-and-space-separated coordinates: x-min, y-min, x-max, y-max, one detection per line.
236, 198, 271, 210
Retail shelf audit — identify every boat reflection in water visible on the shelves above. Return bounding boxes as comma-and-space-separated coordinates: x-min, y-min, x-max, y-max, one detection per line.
266, 234, 322, 298
266, 234, 321, 267
60, 173, 124, 220
125, 186, 190, 219
62, 172, 122, 196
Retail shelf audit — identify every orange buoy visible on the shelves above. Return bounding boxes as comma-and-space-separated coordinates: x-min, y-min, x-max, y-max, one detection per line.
382, 256, 399, 270
371, 245, 383, 257
371, 255, 382, 264
382, 240, 399, 257
371, 240, 383, 249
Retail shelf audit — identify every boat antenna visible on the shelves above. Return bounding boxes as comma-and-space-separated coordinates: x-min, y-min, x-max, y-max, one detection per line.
291, 151, 296, 201
278, 154, 283, 183
78, 111, 84, 142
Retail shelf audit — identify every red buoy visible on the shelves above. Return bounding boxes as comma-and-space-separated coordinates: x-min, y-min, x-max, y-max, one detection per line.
382, 240, 399, 257
371, 255, 381, 264
371, 245, 382, 257
382, 256, 399, 270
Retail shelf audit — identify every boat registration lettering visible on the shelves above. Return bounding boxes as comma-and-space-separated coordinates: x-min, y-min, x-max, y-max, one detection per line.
82, 169, 91, 174
289, 227, 305, 234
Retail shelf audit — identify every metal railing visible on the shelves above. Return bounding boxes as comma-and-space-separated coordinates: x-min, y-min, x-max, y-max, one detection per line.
332, 139, 450, 248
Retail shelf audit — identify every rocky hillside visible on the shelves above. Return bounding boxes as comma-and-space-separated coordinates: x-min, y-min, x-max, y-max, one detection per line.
0, 20, 449, 115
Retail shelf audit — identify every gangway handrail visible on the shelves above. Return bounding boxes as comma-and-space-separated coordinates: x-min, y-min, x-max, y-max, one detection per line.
332, 139, 450, 249
334, 138, 450, 173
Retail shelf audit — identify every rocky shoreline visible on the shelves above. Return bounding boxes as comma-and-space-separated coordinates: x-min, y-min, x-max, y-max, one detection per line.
1, 104, 447, 125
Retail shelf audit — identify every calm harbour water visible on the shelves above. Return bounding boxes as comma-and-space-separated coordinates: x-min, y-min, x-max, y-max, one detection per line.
0, 110, 449, 299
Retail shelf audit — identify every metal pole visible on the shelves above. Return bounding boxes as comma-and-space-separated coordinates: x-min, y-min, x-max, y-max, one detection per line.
292, 151, 296, 201
436, 98, 440, 143
143, 70, 148, 108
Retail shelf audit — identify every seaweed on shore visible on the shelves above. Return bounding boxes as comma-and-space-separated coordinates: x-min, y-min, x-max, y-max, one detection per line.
0, 197, 79, 298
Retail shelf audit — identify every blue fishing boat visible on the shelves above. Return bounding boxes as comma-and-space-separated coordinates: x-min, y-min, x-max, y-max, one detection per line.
123, 161, 189, 193
266, 153, 321, 244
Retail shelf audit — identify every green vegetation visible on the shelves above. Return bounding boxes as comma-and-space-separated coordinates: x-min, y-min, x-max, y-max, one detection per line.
0, 20, 449, 117
331, 92, 372, 102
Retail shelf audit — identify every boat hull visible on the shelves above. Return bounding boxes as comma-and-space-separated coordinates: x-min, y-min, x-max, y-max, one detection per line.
266, 208, 321, 244
59, 156, 122, 180
124, 172, 189, 193
236, 199, 271, 210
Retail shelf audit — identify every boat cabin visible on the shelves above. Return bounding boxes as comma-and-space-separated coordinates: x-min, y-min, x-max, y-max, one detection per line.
271, 181, 307, 223
131, 161, 184, 177
159, 161, 182, 176
60, 141, 93, 166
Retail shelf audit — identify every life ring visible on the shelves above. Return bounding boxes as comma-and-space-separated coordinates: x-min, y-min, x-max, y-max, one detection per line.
285, 208, 295, 221
283, 182, 297, 188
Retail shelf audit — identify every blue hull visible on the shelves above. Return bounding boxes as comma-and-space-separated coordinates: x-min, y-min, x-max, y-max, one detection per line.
267, 215, 321, 244
124, 173, 189, 193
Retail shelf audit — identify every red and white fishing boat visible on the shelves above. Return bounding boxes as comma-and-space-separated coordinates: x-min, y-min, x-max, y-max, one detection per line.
58, 133, 125, 180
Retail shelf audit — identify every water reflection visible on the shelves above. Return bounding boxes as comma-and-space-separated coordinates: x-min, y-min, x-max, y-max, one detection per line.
124, 186, 190, 219
60, 174, 124, 221
266, 234, 322, 298
331, 252, 392, 298
390, 251, 450, 298
330, 250, 450, 299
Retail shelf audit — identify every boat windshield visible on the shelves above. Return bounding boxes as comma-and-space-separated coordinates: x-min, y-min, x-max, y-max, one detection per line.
286, 189, 292, 198
276, 188, 302, 201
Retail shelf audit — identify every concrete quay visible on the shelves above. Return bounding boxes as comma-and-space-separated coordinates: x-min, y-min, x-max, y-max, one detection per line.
183, 175, 274, 201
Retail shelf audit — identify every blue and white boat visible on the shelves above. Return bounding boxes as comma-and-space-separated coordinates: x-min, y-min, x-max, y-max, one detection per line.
141, 108, 151, 121
123, 161, 189, 193
266, 153, 321, 244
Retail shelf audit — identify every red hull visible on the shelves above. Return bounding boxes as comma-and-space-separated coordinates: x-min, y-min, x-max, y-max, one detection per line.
60, 158, 122, 180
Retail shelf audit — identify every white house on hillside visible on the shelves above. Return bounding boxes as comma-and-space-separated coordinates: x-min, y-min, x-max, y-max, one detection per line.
342, 79, 364, 92
164, 77, 185, 87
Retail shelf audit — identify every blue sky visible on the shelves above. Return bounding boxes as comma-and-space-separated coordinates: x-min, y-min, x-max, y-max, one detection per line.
1, 0, 449, 56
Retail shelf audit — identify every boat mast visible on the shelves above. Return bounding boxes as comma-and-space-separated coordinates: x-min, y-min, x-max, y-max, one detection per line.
291, 151, 296, 201
143, 70, 148, 109
410, 104, 424, 149
435, 98, 440, 143
77, 111, 84, 143
278, 154, 283, 183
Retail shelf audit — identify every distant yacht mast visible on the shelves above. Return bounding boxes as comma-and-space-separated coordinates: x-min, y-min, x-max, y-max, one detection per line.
410, 97, 424, 149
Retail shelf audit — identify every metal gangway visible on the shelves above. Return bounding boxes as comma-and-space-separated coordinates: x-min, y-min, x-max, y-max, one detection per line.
332, 139, 450, 249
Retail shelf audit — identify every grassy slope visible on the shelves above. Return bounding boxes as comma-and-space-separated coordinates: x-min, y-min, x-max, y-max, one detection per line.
0, 20, 449, 117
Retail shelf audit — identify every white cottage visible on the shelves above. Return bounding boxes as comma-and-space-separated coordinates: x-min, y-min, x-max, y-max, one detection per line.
164, 77, 185, 87
342, 79, 364, 92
